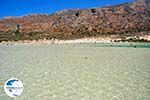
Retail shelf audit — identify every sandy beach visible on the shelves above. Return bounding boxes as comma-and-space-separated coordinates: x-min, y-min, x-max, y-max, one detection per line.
0, 37, 113, 45
0, 35, 150, 45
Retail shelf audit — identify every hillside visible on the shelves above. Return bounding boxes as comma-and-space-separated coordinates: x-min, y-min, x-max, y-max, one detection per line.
0, 0, 150, 41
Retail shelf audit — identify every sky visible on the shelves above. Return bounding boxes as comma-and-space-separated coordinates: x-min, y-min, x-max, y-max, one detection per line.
0, 0, 134, 18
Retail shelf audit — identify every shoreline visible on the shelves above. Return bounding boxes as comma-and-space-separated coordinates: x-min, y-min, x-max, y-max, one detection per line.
0, 37, 112, 45
0, 36, 150, 45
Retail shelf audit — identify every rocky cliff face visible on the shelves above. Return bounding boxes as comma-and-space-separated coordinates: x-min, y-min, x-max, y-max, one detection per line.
0, 0, 150, 41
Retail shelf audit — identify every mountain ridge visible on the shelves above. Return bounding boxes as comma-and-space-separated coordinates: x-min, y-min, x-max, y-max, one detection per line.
0, 0, 150, 41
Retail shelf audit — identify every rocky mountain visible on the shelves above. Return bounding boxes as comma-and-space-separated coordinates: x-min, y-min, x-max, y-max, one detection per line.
0, 0, 150, 41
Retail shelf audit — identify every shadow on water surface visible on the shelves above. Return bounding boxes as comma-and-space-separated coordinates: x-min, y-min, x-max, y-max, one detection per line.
93, 43, 150, 48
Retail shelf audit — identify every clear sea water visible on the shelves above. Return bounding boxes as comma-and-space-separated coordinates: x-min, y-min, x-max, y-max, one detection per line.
0, 43, 150, 100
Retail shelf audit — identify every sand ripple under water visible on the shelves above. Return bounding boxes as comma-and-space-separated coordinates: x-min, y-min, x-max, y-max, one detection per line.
0, 43, 150, 100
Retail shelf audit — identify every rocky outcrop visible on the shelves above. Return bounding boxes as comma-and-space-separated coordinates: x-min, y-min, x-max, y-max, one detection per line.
0, 0, 150, 41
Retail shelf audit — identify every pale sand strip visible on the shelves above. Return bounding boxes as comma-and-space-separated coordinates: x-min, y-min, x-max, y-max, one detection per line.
0, 35, 150, 45
0, 37, 114, 45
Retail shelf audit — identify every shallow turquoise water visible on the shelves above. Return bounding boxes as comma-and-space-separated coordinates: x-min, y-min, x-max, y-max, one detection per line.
0, 43, 150, 100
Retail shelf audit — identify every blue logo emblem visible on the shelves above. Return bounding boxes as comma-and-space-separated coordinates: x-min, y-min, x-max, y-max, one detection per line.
4, 78, 23, 97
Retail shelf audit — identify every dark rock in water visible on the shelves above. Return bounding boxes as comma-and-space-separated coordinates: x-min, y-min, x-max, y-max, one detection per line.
84, 57, 88, 59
